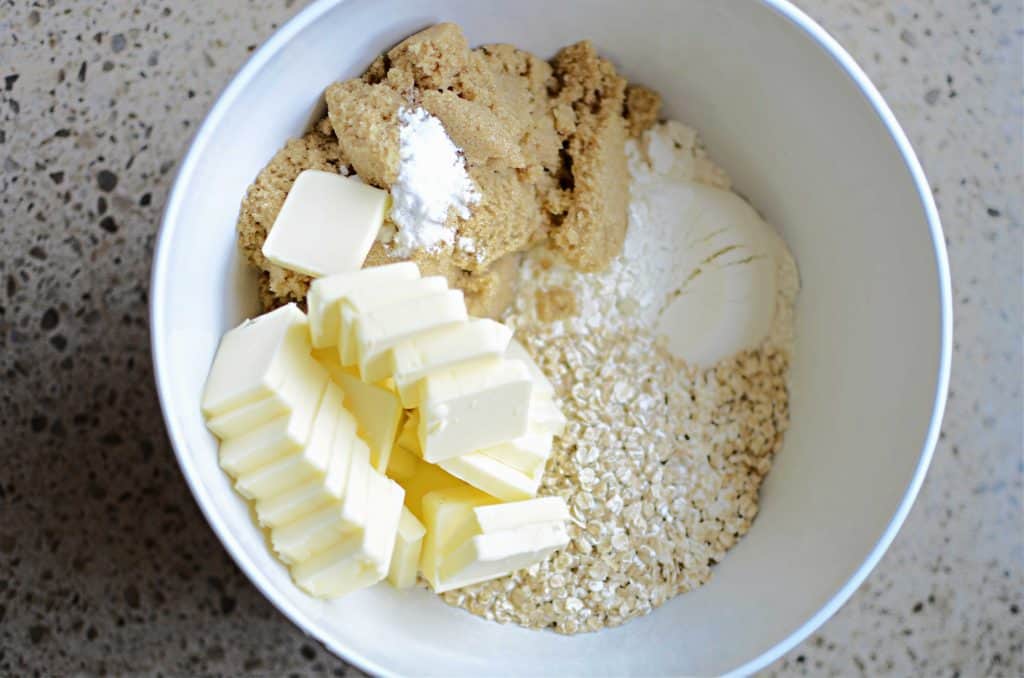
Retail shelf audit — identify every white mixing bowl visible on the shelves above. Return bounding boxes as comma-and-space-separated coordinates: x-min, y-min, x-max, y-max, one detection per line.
150, 0, 952, 674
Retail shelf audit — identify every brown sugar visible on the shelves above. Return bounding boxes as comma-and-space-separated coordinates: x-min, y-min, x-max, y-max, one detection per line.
237, 23, 651, 316
624, 84, 662, 138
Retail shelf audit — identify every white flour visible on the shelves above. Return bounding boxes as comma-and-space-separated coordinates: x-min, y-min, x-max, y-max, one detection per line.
506, 121, 798, 357
388, 107, 479, 257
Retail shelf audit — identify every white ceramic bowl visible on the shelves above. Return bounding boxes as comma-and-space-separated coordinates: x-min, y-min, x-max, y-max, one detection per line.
151, 1, 952, 675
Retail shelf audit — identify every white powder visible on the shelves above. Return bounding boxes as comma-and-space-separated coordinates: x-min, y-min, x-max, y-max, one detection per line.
506, 121, 798, 357
388, 107, 480, 256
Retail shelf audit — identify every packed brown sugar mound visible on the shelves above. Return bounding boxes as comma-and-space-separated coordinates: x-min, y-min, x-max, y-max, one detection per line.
236, 23, 661, 317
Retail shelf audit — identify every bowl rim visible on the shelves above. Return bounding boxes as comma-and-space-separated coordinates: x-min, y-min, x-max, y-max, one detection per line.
149, 0, 953, 675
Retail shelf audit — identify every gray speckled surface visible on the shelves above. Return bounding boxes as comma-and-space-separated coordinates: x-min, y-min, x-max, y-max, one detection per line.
0, 0, 1019, 675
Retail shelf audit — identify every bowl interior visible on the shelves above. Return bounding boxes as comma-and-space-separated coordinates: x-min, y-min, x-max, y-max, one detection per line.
151, 0, 947, 675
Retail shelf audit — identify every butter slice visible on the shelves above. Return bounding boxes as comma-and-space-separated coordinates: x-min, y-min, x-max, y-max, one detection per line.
290, 472, 404, 597
308, 262, 420, 349
335, 370, 402, 473
437, 452, 542, 502
386, 440, 419, 482
218, 358, 328, 477
390, 319, 513, 407
353, 289, 468, 379
337, 276, 448, 366
254, 410, 357, 527
506, 338, 554, 398
472, 496, 570, 532
202, 303, 309, 417
234, 383, 343, 500
419, 486, 498, 588
420, 492, 569, 593
417, 360, 533, 462
530, 395, 567, 438
262, 170, 386, 278
388, 507, 426, 589
478, 429, 554, 475
437, 521, 568, 592
206, 346, 326, 441
270, 439, 372, 564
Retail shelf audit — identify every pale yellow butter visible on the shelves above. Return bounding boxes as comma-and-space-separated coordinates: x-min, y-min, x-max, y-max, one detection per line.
261, 170, 387, 278
336, 276, 448, 366
308, 262, 420, 349
506, 338, 554, 398
419, 486, 497, 588
387, 506, 426, 589
437, 521, 569, 592
233, 382, 343, 500
270, 439, 372, 564
290, 471, 404, 597
419, 491, 569, 593
335, 370, 402, 473
201, 303, 309, 418
352, 289, 468, 379
254, 408, 358, 528
218, 357, 328, 477
477, 428, 554, 475
389, 318, 513, 407
417, 360, 533, 462
437, 452, 542, 502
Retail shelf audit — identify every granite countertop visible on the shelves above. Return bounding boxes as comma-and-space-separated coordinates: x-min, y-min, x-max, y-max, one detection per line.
1, 1, 1020, 675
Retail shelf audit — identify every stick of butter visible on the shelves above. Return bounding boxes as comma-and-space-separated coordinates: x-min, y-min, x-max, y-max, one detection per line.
261, 170, 387, 278
420, 491, 570, 593
334, 370, 402, 474
419, 486, 498, 588
234, 382, 344, 501
438, 521, 569, 592
437, 452, 543, 502
352, 289, 468, 379
202, 303, 310, 418
336, 276, 448, 366
389, 318, 513, 408
254, 409, 358, 528
290, 472, 404, 597
476, 428, 554, 476
417, 360, 533, 462
506, 338, 554, 398
308, 262, 420, 350
387, 506, 426, 589
270, 438, 372, 564
218, 357, 328, 477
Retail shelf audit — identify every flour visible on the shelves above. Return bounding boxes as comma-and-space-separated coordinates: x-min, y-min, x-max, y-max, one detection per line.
388, 107, 480, 257
506, 121, 798, 360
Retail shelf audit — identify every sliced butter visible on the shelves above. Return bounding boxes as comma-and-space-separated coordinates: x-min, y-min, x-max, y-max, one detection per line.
290, 472, 404, 597
436, 521, 569, 593
201, 303, 309, 418
337, 276, 448, 366
308, 261, 420, 349
254, 412, 355, 527
506, 338, 554, 398
218, 358, 328, 477
419, 486, 498, 589
417, 359, 533, 462
234, 382, 344, 500
334, 370, 402, 474
387, 506, 426, 589
261, 170, 386, 278
437, 452, 543, 502
390, 318, 513, 407
270, 439, 372, 564
352, 289, 467, 378
477, 429, 554, 475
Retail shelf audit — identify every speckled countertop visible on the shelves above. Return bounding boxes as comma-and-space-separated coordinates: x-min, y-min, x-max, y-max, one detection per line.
1, 1, 1020, 675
